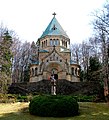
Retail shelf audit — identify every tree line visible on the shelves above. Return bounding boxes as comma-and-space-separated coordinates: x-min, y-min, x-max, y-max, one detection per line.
70, 2, 109, 99
0, 24, 31, 93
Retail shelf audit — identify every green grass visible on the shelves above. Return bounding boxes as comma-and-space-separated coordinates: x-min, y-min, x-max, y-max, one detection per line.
0, 102, 109, 120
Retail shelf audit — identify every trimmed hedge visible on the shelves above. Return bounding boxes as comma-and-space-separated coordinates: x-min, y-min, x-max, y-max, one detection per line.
29, 95, 79, 117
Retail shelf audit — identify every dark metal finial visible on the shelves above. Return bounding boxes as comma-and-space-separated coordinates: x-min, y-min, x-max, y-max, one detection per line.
52, 12, 56, 17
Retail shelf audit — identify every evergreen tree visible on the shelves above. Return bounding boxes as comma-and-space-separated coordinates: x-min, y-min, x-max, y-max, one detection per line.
2, 31, 13, 74
89, 56, 101, 72
88, 56, 102, 81
23, 65, 30, 82
0, 31, 13, 93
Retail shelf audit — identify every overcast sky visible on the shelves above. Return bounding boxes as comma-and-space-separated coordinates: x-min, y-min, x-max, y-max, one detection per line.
0, 0, 106, 44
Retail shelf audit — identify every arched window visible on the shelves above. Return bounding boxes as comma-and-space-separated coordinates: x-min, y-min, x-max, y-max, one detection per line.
55, 39, 59, 45
35, 67, 37, 76
53, 39, 55, 45
50, 39, 52, 46
66, 41, 67, 48
32, 68, 34, 76
53, 54, 55, 60
71, 67, 74, 75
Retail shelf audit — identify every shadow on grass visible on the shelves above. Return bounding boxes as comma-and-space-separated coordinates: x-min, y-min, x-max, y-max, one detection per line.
0, 106, 72, 120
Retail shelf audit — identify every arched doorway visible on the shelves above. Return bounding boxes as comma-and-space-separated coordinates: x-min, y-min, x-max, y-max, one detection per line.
51, 68, 58, 80
54, 74, 58, 80
43, 62, 65, 80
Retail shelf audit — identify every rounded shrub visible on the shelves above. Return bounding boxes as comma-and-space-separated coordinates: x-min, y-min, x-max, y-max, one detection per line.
29, 95, 79, 117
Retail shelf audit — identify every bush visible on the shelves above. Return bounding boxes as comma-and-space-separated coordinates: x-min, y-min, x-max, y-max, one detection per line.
29, 95, 79, 117
17, 95, 28, 102
17, 94, 33, 102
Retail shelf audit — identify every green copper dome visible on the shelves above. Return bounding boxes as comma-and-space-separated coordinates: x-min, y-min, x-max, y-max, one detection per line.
40, 15, 69, 39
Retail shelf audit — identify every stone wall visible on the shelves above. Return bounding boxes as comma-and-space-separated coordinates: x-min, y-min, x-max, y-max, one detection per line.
8, 79, 103, 97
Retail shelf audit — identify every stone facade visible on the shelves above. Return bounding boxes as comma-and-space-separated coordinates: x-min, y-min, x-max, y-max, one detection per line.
29, 14, 80, 82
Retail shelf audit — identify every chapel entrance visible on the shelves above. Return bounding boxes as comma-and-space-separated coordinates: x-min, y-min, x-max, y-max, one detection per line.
54, 74, 58, 80
51, 68, 58, 80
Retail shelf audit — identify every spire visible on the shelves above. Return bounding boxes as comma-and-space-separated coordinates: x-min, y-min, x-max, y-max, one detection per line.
40, 13, 69, 39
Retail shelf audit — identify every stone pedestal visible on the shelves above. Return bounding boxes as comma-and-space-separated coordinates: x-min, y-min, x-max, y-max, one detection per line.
51, 85, 56, 95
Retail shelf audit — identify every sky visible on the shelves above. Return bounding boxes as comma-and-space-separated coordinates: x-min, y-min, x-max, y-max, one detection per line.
0, 0, 106, 44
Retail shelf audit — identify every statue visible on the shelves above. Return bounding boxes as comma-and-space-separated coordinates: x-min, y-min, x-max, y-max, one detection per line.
50, 75, 56, 95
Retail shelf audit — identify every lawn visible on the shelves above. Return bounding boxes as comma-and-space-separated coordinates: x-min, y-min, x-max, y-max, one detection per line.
0, 102, 109, 120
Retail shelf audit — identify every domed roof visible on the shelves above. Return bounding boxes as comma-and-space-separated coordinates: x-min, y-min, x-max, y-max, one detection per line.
40, 14, 69, 39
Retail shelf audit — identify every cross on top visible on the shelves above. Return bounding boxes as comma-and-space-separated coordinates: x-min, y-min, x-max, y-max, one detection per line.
52, 12, 56, 17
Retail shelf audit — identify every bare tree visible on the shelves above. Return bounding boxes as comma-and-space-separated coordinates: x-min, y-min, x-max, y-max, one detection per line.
70, 43, 81, 64
70, 41, 91, 81
92, 4, 109, 101
12, 41, 31, 83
